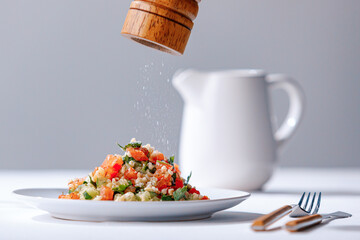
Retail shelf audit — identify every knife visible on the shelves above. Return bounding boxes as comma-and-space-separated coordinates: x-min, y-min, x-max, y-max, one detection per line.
285, 211, 352, 232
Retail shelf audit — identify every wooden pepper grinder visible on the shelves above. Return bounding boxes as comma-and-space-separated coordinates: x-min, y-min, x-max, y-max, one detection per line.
121, 0, 201, 56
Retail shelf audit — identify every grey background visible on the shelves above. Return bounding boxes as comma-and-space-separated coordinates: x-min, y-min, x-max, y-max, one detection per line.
0, 0, 359, 169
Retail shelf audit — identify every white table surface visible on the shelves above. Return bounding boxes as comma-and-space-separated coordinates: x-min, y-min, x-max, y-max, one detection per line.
1, 168, 359, 240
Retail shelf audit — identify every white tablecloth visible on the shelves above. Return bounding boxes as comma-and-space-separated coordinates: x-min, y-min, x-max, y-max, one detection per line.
1, 168, 359, 240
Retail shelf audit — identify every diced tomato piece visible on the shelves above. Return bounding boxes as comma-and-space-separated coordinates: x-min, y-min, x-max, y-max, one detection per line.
124, 167, 138, 180
100, 186, 114, 200
101, 154, 123, 170
70, 192, 80, 199
174, 163, 181, 174
100, 154, 123, 179
189, 187, 200, 195
106, 169, 118, 179
59, 192, 80, 200
156, 173, 172, 190
149, 152, 165, 164
157, 185, 167, 191
157, 179, 171, 191
140, 147, 149, 158
174, 177, 184, 189
58, 194, 68, 199
201, 196, 209, 200
127, 148, 149, 161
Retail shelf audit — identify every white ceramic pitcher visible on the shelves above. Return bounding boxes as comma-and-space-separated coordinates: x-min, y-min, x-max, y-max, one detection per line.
173, 69, 305, 190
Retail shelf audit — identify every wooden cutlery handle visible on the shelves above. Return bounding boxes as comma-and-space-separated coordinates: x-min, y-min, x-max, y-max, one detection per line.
251, 205, 293, 231
285, 214, 322, 232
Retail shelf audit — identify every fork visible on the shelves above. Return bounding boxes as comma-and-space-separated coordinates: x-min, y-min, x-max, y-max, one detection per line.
251, 192, 322, 231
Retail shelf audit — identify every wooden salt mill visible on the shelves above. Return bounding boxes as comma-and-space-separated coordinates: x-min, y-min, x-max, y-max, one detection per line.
121, 0, 201, 56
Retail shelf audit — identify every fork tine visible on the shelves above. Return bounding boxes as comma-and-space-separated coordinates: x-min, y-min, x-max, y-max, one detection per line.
302, 192, 311, 211
298, 192, 305, 206
312, 192, 321, 214
307, 192, 316, 212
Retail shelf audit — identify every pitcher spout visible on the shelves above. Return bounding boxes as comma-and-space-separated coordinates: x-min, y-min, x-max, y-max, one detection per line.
172, 69, 205, 104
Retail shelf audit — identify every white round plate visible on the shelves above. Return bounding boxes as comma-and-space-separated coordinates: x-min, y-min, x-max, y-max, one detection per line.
13, 188, 250, 221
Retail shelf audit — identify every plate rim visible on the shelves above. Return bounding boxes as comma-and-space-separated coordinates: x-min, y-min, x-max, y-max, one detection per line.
13, 187, 251, 204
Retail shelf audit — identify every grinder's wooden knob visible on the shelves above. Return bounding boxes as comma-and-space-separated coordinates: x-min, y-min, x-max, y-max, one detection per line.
121, 0, 201, 56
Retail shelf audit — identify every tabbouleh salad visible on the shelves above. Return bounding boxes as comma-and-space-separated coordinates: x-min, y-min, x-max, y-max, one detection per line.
59, 139, 209, 201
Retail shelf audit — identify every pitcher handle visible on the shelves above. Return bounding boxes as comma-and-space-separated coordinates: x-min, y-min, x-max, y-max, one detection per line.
266, 74, 305, 149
